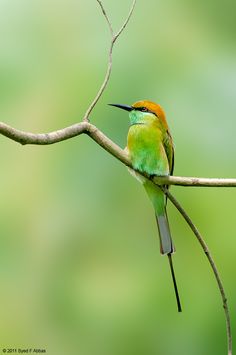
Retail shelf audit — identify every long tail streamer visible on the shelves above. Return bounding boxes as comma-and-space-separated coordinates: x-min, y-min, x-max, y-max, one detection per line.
168, 253, 182, 312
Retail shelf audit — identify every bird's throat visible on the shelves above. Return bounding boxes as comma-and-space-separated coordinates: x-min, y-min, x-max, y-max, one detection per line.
129, 110, 145, 126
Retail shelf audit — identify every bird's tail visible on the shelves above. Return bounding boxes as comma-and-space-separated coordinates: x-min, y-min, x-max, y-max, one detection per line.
155, 212, 174, 255
144, 180, 182, 312
156, 212, 182, 312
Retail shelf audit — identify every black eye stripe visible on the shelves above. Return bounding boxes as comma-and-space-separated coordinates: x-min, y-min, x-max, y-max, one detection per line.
133, 107, 157, 116
134, 107, 147, 112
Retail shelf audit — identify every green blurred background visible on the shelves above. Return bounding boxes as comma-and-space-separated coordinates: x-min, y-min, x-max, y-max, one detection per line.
0, 1, 236, 354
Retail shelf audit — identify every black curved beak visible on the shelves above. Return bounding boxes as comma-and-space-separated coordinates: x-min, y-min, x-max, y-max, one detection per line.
108, 103, 133, 112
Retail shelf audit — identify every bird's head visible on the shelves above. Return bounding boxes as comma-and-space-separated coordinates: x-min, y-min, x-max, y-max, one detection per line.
109, 100, 168, 128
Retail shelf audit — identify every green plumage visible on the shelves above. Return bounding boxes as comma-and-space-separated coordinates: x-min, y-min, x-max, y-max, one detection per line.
127, 109, 174, 254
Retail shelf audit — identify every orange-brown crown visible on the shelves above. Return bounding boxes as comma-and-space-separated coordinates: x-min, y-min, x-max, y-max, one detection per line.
132, 100, 168, 129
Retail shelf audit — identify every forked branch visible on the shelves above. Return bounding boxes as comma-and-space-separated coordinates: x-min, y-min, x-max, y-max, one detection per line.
82, 0, 136, 122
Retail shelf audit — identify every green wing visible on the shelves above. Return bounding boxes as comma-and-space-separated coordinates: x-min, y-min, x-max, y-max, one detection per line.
163, 129, 174, 176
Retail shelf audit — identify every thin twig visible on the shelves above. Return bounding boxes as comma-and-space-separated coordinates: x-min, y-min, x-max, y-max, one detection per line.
162, 187, 232, 355
82, 42, 114, 123
114, 0, 137, 42
96, 0, 114, 36
82, 0, 136, 122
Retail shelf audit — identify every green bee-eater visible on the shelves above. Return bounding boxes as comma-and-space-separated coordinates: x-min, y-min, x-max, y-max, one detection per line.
110, 100, 182, 312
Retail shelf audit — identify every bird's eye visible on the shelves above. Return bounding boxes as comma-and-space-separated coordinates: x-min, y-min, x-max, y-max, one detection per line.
141, 107, 148, 112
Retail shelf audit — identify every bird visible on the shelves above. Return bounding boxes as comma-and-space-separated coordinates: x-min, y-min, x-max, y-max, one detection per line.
109, 100, 182, 312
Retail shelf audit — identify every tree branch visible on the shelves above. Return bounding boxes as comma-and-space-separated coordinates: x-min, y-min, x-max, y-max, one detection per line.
1, 120, 236, 187
162, 187, 232, 355
153, 175, 236, 187
0, 121, 89, 145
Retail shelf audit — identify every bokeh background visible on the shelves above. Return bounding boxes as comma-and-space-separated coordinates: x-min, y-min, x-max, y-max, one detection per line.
0, 1, 236, 354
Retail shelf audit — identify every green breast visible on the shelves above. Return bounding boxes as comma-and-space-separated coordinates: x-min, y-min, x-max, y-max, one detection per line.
127, 124, 169, 176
